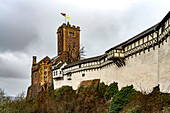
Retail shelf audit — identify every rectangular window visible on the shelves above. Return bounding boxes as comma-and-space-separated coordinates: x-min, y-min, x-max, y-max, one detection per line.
56, 71, 57, 75
44, 67, 47, 71
44, 76, 47, 81
54, 72, 55, 76
69, 32, 74, 36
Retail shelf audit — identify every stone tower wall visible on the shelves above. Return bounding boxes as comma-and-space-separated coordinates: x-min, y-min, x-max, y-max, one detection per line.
57, 24, 80, 56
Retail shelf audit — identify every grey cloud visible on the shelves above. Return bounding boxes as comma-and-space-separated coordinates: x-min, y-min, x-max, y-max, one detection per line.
0, 1, 41, 52
0, 52, 31, 79
0, 23, 39, 52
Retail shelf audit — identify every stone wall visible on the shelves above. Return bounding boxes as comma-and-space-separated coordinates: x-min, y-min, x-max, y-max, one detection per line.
53, 36, 170, 93
159, 36, 170, 92
53, 13, 170, 93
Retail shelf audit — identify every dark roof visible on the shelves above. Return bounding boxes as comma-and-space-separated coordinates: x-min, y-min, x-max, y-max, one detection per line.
105, 41, 126, 53
52, 60, 63, 66
52, 62, 64, 70
48, 55, 60, 64
63, 54, 106, 69
125, 11, 170, 45
106, 11, 170, 53
122, 23, 158, 47
37, 56, 50, 65
155, 11, 170, 30
106, 23, 158, 53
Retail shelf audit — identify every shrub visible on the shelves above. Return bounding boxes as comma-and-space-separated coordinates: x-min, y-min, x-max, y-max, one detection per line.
78, 86, 84, 93
49, 84, 54, 95
104, 82, 118, 101
98, 82, 107, 95
54, 86, 74, 100
109, 85, 137, 113
127, 106, 141, 113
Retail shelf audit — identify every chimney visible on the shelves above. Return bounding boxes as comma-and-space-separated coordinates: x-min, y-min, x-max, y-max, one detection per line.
33, 56, 37, 66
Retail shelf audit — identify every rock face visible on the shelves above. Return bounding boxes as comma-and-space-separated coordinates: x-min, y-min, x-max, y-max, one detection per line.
77, 79, 100, 93
26, 85, 39, 100
34, 79, 109, 113
26, 86, 32, 100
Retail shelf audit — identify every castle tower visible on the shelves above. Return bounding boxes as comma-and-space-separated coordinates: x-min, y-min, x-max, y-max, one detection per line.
57, 23, 80, 57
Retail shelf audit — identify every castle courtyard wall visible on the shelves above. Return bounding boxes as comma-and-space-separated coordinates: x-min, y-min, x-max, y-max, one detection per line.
102, 36, 169, 92
159, 36, 170, 92
54, 69, 101, 90
53, 13, 170, 93
53, 36, 170, 93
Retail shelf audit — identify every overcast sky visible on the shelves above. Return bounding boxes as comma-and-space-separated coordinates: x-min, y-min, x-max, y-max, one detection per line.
0, 0, 169, 96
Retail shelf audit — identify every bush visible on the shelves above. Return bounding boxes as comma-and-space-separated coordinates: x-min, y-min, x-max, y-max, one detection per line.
54, 86, 74, 100
49, 84, 54, 95
109, 85, 136, 113
78, 86, 84, 93
98, 82, 107, 95
127, 106, 141, 113
104, 82, 118, 101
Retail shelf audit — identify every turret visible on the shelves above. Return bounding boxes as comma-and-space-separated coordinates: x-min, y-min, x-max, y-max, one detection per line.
32, 56, 37, 66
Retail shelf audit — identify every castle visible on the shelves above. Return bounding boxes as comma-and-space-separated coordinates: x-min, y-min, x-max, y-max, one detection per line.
27, 12, 170, 100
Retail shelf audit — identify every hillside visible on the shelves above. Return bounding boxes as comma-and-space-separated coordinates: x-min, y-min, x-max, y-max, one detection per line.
0, 79, 170, 113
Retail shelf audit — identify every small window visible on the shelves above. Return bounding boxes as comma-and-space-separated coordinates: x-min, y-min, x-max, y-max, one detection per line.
44, 67, 47, 71
82, 73, 85, 77
44, 76, 47, 81
56, 71, 57, 75
69, 32, 74, 36
60, 71, 61, 74
54, 72, 55, 76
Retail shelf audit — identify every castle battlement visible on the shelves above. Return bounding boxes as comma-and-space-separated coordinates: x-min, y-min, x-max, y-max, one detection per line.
58, 23, 80, 31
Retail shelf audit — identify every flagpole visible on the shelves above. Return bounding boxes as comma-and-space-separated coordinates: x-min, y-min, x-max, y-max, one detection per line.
65, 15, 66, 24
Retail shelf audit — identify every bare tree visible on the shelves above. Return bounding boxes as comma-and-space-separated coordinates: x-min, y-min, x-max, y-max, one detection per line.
66, 45, 86, 64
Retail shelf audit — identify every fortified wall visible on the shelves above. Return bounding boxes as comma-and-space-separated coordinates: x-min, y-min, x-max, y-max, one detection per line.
53, 12, 170, 93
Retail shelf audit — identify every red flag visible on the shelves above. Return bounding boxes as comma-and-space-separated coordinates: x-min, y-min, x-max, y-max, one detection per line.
61, 13, 66, 17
